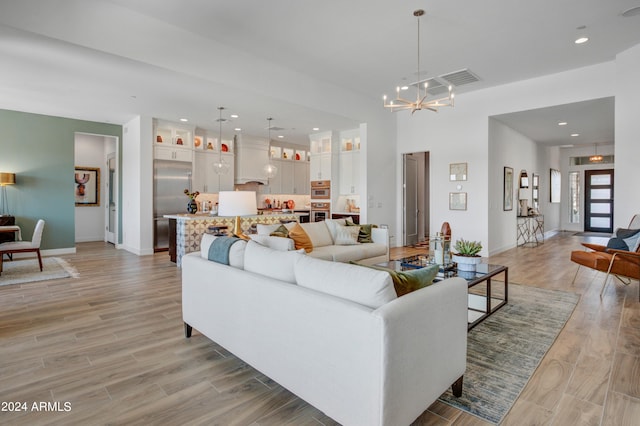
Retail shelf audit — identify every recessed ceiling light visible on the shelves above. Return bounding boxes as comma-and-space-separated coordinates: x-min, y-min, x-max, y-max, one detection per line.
575, 37, 589, 44
278, 135, 284, 138
571, 133, 580, 137
234, 127, 241, 131
180, 118, 188, 122
230, 114, 239, 118
559, 144, 574, 148
558, 121, 567, 126
400, 86, 409, 91
313, 127, 319, 131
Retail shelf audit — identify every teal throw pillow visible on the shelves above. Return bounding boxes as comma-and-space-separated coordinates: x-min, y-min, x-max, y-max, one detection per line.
607, 228, 640, 251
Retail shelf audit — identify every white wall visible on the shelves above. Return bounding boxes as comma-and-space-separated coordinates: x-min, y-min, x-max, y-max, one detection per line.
396, 61, 616, 254
74, 133, 107, 242
615, 44, 640, 226
488, 119, 539, 254
122, 116, 154, 255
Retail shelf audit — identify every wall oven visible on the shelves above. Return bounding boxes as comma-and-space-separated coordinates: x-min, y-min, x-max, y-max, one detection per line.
310, 202, 331, 222
310, 180, 331, 199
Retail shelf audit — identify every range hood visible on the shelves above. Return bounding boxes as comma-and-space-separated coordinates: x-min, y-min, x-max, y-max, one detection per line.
234, 135, 269, 185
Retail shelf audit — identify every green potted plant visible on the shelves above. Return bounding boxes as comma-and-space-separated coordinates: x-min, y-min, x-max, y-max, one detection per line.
452, 239, 483, 272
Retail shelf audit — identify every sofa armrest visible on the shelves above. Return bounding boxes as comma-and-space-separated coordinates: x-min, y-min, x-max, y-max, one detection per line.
371, 227, 389, 247
372, 277, 468, 425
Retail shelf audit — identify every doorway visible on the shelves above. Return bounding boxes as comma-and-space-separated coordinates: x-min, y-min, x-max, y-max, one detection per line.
106, 154, 117, 244
584, 169, 614, 233
402, 152, 430, 246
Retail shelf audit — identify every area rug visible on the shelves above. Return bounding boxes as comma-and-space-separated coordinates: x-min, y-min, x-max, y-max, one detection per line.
0, 257, 79, 286
438, 283, 579, 424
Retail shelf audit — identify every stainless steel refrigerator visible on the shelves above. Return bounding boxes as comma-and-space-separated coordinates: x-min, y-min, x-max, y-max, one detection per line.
154, 160, 192, 251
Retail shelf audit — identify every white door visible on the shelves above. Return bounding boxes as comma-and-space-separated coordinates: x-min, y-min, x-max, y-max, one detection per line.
105, 154, 116, 244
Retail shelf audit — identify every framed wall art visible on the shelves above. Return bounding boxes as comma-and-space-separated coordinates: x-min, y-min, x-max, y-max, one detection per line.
449, 192, 467, 210
75, 166, 100, 206
550, 168, 561, 203
503, 166, 514, 211
449, 162, 468, 181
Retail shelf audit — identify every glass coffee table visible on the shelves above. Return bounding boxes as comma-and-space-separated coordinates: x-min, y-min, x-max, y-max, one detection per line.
381, 255, 508, 330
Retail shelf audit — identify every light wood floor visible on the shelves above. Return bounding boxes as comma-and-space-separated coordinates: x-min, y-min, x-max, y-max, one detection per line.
0, 233, 638, 425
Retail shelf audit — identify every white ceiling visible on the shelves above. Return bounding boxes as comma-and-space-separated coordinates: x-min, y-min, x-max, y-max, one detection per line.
0, 0, 639, 146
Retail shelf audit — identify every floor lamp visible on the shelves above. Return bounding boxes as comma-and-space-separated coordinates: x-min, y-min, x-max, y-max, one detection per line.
217, 191, 257, 240
0, 172, 16, 216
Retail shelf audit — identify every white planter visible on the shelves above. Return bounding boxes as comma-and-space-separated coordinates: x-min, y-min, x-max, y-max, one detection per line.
453, 254, 482, 272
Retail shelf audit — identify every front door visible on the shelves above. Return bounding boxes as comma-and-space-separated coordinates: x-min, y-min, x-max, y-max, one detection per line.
584, 169, 614, 233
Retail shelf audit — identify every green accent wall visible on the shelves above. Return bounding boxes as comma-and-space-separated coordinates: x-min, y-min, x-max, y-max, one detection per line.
0, 109, 122, 250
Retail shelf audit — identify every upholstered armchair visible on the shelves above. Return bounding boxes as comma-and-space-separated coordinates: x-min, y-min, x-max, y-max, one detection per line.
570, 215, 640, 300
0, 219, 45, 275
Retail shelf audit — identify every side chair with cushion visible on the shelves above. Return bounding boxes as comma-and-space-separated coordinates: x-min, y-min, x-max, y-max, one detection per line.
0, 219, 45, 275
570, 214, 640, 301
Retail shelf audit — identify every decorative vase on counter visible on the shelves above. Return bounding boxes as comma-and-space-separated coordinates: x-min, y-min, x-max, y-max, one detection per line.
187, 199, 197, 214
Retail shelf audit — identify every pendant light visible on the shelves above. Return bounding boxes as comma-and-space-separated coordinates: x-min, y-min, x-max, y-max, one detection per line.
383, 10, 455, 114
589, 143, 603, 163
263, 117, 278, 179
213, 107, 230, 175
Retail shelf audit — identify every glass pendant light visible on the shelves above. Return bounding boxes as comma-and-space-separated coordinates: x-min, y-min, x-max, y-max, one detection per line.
213, 106, 230, 175
263, 117, 278, 178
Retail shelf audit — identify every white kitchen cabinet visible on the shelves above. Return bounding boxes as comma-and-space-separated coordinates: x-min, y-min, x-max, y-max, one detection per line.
339, 150, 360, 195
293, 161, 310, 194
154, 145, 193, 162
310, 152, 332, 180
193, 151, 234, 193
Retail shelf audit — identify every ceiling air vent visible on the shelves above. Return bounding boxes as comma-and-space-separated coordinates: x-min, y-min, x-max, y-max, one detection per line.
410, 78, 449, 96
439, 69, 480, 87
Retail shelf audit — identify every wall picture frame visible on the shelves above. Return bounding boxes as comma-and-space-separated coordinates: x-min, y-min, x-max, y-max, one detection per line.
449, 192, 467, 210
550, 168, 561, 203
449, 162, 468, 181
74, 166, 100, 206
503, 166, 514, 211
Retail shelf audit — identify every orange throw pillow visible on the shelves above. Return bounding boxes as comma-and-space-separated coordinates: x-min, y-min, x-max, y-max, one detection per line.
288, 223, 313, 253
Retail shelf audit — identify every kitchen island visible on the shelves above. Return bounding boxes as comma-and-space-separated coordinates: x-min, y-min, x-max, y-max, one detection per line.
164, 212, 307, 266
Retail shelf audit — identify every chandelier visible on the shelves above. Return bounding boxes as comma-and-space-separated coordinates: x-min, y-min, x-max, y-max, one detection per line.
263, 117, 278, 179
383, 10, 455, 114
213, 107, 230, 175
589, 143, 603, 163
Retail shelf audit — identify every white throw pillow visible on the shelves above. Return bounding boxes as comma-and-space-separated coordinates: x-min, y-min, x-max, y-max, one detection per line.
324, 218, 348, 242
299, 221, 334, 247
256, 223, 282, 235
244, 240, 304, 284
200, 233, 247, 269
249, 234, 296, 251
334, 224, 360, 245
294, 255, 396, 309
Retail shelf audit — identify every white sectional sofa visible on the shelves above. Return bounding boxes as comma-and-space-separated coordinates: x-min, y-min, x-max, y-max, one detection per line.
250, 218, 389, 265
182, 237, 468, 426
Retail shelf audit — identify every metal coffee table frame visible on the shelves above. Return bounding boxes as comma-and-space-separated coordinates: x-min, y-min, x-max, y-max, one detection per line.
387, 257, 508, 330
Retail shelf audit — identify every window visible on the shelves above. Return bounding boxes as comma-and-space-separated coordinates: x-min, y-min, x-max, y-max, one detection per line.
569, 171, 580, 223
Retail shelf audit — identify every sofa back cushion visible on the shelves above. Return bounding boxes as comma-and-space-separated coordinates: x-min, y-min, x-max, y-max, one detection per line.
298, 221, 334, 247
244, 240, 303, 283
200, 233, 247, 269
294, 255, 397, 308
